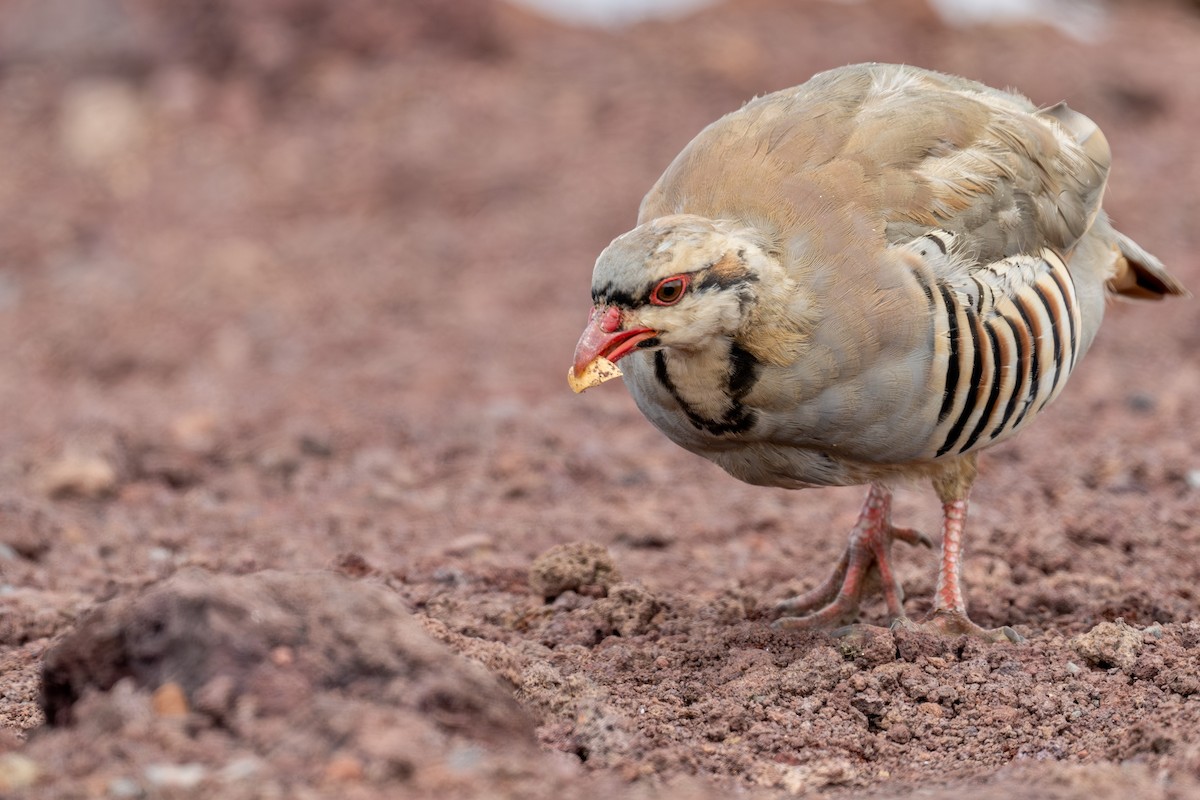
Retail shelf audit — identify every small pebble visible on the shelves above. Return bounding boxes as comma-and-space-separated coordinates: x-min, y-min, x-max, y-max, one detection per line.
1126, 393, 1156, 413
143, 763, 208, 789
447, 745, 483, 773
0, 753, 39, 791
1185, 469, 1200, 491
151, 682, 189, 717
218, 757, 263, 783
40, 453, 117, 499
323, 754, 363, 782
107, 777, 142, 797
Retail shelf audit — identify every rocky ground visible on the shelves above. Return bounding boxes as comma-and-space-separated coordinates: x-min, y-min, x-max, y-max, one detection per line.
1, 0, 1199, 797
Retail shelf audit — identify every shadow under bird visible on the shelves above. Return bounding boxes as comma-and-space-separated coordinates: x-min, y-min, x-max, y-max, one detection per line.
569, 63, 1187, 640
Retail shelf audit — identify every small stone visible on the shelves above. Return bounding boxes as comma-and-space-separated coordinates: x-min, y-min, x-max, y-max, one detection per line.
917, 702, 944, 718
1126, 393, 1156, 413
0, 753, 39, 791
107, 777, 142, 797
1070, 619, 1144, 672
170, 411, 220, 455
324, 753, 364, 782
1185, 470, 1200, 491
218, 757, 263, 783
447, 744, 484, 773
442, 532, 494, 556
40, 452, 118, 499
59, 79, 147, 168
270, 646, 294, 666
886, 722, 912, 744
143, 763, 208, 789
151, 682, 189, 717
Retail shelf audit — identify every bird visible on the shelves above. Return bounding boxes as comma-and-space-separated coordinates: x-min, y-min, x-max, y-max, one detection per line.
569, 63, 1187, 640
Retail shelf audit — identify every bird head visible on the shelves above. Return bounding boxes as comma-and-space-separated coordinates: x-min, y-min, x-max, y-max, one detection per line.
572, 214, 789, 382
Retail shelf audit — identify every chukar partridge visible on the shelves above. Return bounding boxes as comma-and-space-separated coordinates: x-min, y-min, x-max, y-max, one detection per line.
570, 63, 1187, 640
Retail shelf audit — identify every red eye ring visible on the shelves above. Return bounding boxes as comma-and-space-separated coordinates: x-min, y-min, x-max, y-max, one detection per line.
650, 274, 689, 306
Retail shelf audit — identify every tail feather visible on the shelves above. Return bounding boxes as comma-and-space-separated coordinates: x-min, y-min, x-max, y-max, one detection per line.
1107, 232, 1189, 300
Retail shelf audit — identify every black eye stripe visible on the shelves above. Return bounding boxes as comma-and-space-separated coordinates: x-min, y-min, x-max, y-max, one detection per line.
595, 265, 756, 308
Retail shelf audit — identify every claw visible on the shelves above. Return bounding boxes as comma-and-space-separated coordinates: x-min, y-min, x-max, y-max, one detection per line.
892, 526, 934, 549
770, 481, 1022, 644
772, 484, 917, 625
894, 610, 1025, 643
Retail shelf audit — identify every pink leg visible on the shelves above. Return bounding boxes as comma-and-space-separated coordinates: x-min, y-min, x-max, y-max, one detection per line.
934, 497, 969, 614
773, 484, 930, 629
902, 491, 1022, 642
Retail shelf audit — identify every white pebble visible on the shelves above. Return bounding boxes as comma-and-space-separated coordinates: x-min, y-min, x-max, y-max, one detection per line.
144, 763, 208, 789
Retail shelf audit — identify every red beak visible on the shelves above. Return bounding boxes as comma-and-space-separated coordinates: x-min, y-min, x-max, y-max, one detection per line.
572, 306, 658, 378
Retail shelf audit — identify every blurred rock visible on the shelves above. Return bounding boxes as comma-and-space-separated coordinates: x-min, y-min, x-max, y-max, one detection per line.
38, 451, 119, 499
58, 79, 148, 168
2, 0, 505, 80
0, 752, 40, 792
927, 0, 1107, 41
41, 568, 536, 747
150, 682, 189, 718
0, 0, 154, 70
143, 762, 208, 789
169, 410, 221, 456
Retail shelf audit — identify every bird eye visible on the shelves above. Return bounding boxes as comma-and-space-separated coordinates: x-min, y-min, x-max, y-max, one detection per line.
650, 275, 689, 306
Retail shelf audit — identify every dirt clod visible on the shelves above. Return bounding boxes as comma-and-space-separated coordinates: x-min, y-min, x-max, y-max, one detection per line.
41, 568, 535, 746
1070, 619, 1145, 672
529, 542, 621, 601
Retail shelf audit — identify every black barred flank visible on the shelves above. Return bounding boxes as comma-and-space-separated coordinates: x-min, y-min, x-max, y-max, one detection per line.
1009, 295, 1042, 431
937, 307, 984, 457
1032, 283, 1064, 411
1046, 265, 1080, 370
936, 284, 961, 426
923, 247, 1081, 459
990, 313, 1027, 439
959, 320, 1004, 454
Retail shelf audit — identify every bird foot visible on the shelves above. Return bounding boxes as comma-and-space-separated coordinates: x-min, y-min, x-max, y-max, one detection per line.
771, 485, 932, 630
891, 610, 1024, 643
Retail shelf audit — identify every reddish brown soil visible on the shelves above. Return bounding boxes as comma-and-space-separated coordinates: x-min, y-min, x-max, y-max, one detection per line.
1, 1, 1199, 797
